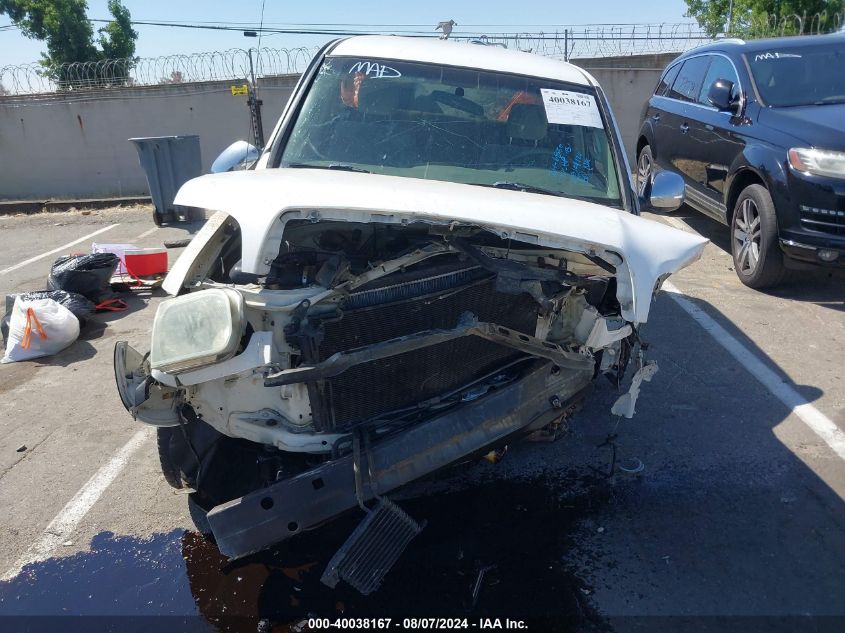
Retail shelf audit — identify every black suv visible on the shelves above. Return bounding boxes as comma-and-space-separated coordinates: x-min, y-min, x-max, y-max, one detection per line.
637, 34, 845, 288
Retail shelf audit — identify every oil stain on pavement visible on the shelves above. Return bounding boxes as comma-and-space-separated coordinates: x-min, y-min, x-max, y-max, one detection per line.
0, 477, 610, 632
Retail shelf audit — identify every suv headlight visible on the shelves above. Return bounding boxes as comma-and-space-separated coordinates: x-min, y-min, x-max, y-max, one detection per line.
150, 288, 245, 373
788, 148, 845, 179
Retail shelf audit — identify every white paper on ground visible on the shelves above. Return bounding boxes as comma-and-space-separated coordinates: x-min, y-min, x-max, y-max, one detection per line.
540, 89, 603, 128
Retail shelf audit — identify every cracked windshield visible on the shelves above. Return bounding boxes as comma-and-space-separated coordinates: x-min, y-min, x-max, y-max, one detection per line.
280, 57, 622, 206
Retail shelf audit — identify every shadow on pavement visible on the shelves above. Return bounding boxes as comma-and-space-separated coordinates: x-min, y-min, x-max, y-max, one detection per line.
0, 478, 611, 632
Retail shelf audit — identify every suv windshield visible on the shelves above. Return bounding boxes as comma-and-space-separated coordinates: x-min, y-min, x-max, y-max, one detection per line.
745, 42, 845, 107
279, 56, 622, 206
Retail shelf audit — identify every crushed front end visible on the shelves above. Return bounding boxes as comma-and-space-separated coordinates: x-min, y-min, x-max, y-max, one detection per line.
116, 211, 641, 547
114, 174, 707, 593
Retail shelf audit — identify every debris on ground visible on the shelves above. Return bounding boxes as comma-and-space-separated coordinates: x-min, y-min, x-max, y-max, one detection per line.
483, 446, 508, 464
0, 237, 172, 363
618, 458, 645, 474
1, 297, 80, 364
47, 253, 120, 304
164, 238, 193, 249
611, 361, 659, 418
94, 243, 168, 288
470, 564, 496, 609
8, 290, 95, 324
321, 498, 425, 595
16, 445, 27, 453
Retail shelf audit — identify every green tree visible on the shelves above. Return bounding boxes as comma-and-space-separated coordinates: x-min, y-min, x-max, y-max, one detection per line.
97, 0, 136, 60
0, 0, 137, 66
684, 0, 845, 37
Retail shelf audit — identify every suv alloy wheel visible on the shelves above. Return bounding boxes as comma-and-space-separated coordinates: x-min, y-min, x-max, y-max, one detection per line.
731, 184, 786, 288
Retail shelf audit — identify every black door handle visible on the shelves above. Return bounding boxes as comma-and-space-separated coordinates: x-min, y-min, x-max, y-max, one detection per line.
680, 122, 689, 134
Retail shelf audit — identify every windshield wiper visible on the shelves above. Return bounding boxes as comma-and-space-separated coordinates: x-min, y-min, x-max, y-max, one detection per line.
472, 181, 565, 198
470, 181, 620, 207
286, 162, 371, 173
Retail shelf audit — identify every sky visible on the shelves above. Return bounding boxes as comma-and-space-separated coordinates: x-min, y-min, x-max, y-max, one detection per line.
0, 0, 692, 66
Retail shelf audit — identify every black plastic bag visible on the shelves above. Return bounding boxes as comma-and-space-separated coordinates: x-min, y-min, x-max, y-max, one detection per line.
11, 290, 94, 321
47, 253, 119, 303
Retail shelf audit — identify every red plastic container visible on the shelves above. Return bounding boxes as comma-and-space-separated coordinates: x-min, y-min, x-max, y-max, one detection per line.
124, 249, 168, 277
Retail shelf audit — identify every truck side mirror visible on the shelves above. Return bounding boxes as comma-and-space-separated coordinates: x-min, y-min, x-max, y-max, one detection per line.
640, 170, 685, 213
211, 141, 260, 173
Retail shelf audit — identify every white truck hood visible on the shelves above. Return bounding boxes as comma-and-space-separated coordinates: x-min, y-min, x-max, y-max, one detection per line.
174, 169, 707, 324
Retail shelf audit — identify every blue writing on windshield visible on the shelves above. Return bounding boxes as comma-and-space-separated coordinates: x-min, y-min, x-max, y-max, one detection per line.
551, 144, 593, 181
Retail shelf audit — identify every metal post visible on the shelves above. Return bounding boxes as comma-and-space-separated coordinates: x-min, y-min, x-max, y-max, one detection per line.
726, 0, 734, 34
247, 48, 265, 150
564, 29, 569, 62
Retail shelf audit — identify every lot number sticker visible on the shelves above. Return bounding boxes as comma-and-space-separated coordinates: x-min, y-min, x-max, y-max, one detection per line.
540, 89, 603, 128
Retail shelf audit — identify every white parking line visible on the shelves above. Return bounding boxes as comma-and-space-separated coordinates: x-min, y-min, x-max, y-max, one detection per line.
662, 215, 695, 233
131, 227, 158, 242
0, 224, 119, 275
663, 281, 845, 462
1, 428, 152, 581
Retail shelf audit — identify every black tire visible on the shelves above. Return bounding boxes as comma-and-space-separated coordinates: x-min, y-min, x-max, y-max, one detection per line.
731, 184, 786, 289
636, 145, 657, 200
156, 427, 185, 489
187, 494, 214, 538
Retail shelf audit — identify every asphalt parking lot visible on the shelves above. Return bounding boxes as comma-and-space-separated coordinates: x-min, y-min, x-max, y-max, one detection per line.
0, 204, 843, 632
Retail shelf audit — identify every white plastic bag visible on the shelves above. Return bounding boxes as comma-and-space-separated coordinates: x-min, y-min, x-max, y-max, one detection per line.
1, 297, 80, 364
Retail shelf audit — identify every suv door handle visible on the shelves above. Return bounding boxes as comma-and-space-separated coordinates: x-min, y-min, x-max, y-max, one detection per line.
652, 113, 661, 122
680, 122, 689, 134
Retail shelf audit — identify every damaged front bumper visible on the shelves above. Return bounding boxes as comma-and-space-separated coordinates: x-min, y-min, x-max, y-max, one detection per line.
207, 360, 591, 559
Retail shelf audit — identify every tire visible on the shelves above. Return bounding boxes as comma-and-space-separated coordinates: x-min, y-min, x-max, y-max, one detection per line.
730, 184, 786, 289
156, 427, 185, 490
187, 494, 214, 538
636, 145, 653, 198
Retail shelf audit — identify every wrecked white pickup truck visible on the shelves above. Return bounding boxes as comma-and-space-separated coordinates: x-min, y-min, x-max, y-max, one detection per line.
114, 35, 706, 594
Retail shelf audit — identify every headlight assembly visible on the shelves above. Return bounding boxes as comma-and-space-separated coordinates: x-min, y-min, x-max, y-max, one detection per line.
788, 148, 845, 179
150, 288, 245, 373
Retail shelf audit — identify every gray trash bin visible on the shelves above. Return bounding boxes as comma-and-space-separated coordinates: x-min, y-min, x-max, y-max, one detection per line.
129, 135, 202, 225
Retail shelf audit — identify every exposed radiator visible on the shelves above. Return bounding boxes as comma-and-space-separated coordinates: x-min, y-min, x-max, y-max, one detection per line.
301, 260, 539, 431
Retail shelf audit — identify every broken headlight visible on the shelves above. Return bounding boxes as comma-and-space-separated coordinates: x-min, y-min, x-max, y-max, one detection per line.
150, 288, 244, 373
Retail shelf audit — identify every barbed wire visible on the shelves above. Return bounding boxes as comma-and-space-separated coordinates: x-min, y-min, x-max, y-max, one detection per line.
0, 46, 316, 96
452, 23, 714, 59
1, 13, 842, 97
742, 9, 844, 38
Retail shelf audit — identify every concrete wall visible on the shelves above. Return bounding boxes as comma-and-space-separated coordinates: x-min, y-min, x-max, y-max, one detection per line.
0, 54, 677, 200
0, 75, 298, 200
574, 53, 679, 164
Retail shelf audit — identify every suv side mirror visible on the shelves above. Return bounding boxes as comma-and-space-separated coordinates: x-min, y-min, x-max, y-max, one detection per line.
640, 170, 685, 212
708, 79, 739, 113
